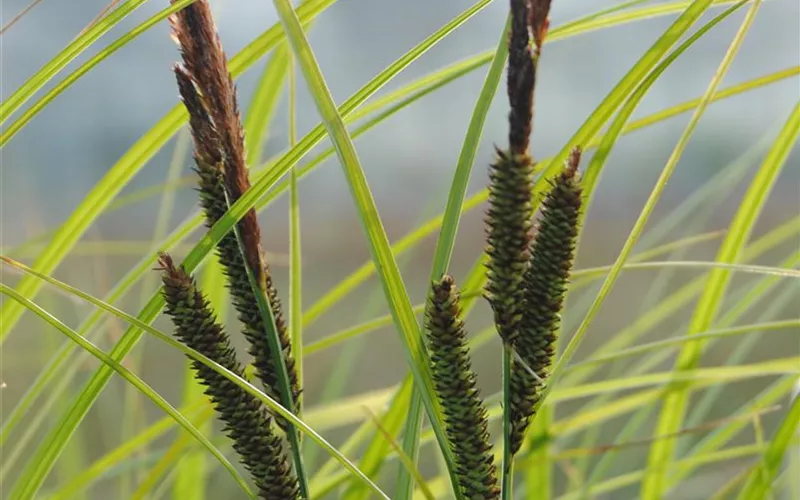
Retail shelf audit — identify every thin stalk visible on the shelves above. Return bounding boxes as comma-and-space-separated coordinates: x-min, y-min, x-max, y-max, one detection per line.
501, 347, 514, 500
288, 34, 303, 417
269, 0, 468, 498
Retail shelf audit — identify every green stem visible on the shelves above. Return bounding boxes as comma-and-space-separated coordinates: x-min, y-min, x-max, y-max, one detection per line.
288, 30, 303, 423
501, 347, 514, 500
396, 393, 424, 499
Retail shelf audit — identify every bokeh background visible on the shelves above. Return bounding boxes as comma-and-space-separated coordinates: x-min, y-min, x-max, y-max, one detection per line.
2, 0, 799, 498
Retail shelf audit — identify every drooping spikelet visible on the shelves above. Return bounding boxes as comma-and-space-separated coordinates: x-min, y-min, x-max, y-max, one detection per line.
508, 147, 583, 456
425, 275, 500, 500
157, 253, 300, 499
169, 0, 300, 418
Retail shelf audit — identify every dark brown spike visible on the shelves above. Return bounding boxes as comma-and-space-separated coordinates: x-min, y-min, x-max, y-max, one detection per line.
169, 0, 301, 422
507, 0, 536, 155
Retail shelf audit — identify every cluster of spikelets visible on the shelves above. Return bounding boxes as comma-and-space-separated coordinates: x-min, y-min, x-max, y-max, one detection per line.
421, 0, 584, 497
154, 0, 582, 498
156, 0, 301, 498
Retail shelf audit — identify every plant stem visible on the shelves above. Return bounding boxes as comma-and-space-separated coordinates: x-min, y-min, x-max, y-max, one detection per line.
288, 32, 304, 422
501, 347, 514, 500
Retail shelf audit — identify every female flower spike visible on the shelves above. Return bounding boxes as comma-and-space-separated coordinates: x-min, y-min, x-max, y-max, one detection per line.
425, 275, 500, 500
509, 148, 583, 455
158, 254, 300, 499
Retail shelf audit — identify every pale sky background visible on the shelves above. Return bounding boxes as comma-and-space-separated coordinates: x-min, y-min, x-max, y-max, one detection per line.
3, 0, 798, 245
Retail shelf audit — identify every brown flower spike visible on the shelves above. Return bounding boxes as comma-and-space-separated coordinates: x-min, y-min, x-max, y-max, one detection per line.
169, 0, 300, 420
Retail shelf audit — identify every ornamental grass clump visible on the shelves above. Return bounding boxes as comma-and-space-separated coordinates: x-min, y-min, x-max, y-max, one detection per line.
157, 253, 300, 499
169, 0, 300, 419
167, 0, 579, 495
3, 0, 789, 498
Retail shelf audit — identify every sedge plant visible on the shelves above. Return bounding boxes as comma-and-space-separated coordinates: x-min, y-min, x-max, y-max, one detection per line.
1, 0, 798, 499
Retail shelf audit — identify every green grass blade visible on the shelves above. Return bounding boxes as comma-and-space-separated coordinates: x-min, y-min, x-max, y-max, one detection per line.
0, 214, 203, 470
662, 267, 800, 491
244, 43, 291, 166
0, 0, 195, 146
680, 277, 800, 452
0, 258, 389, 500
576, 251, 798, 493
342, 197, 450, 500
564, 241, 800, 392
555, 443, 779, 500
737, 394, 800, 498
554, 358, 799, 402
119, 126, 191, 496
534, 0, 719, 191
0, 0, 154, 125
0, 0, 336, 145
0, 0, 336, 340
0, 284, 256, 500
643, 96, 800, 500
133, 437, 193, 500
666, 377, 799, 491
311, 380, 414, 498
270, 1, 479, 497
44, 404, 212, 500
288, 49, 303, 417
546, 0, 749, 413
569, 320, 800, 371
397, 13, 510, 498
428, 13, 509, 279
569, 121, 781, 492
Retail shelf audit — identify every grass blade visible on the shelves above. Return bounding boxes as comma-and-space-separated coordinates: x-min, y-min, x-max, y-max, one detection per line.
0, 285, 256, 500
737, 393, 800, 498
1, 0, 153, 125
0, 258, 390, 500
643, 87, 800, 500
0, 0, 336, 342
269, 0, 503, 497
543, 0, 750, 421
